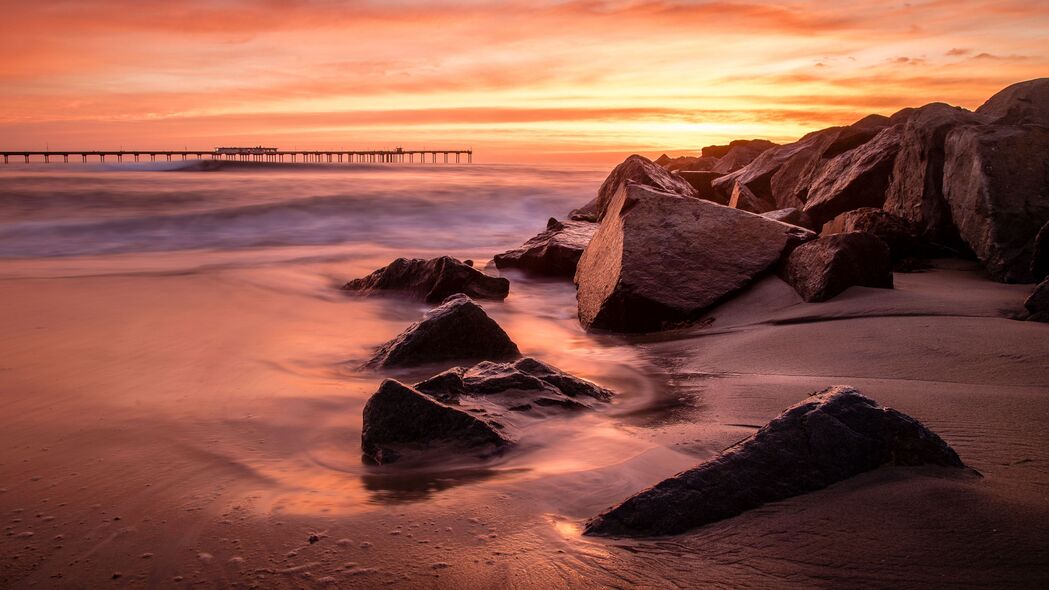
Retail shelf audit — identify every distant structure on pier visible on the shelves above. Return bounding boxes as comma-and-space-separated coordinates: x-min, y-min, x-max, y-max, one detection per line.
0, 146, 472, 164
215, 146, 279, 155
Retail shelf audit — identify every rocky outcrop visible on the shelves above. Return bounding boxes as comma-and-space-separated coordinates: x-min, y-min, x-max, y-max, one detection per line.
1025, 279, 1049, 322
343, 256, 509, 302
676, 171, 726, 203
574, 183, 814, 332
584, 386, 965, 537
710, 139, 779, 174
782, 232, 893, 302
976, 77, 1049, 126
365, 294, 520, 369
361, 379, 511, 465
568, 155, 698, 222
665, 155, 719, 172
943, 124, 1049, 283
493, 218, 597, 277
821, 208, 922, 261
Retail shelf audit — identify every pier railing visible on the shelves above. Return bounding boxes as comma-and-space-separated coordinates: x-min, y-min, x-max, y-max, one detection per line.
0, 149, 472, 164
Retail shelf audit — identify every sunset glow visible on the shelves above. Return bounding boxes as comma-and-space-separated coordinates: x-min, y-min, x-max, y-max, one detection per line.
3, 0, 1049, 163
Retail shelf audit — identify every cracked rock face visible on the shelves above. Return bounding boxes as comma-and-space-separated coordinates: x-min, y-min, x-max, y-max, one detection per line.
343, 256, 509, 302
584, 386, 966, 537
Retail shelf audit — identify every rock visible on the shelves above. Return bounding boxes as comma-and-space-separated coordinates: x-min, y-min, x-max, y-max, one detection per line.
365, 294, 520, 368
676, 171, 726, 203
665, 155, 719, 172
493, 218, 597, 277
821, 208, 922, 261
710, 139, 779, 174
417, 357, 614, 406
761, 208, 812, 229
654, 154, 672, 166
883, 103, 989, 246
943, 124, 1049, 283
729, 181, 774, 213
343, 256, 509, 303
361, 379, 511, 464
1033, 221, 1049, 281
568, 155, 698, 222
976, 78, 1049, 126
782, 232, 893, 302
583, 386, 965, 537
574, 183, 814, 332
800, 125, 902, 227
1024, 278, 1049, 322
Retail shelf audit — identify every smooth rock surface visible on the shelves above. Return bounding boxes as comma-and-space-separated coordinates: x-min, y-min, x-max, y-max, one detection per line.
493, 218, 597, 277
783, 232, 893, 302
568, 155, 698, 222
343, 256, 509, 302
583, 386, 966, 537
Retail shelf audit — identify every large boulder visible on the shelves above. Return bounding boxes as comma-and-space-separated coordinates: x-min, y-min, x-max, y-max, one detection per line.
821, 207, 922, 261
568, 155, 698, 222
365, 294, 520, 369
1024, 278, 1049, 322
882, 103, 989, 246
709, 139, 779, 174
943, 124, 1049, 283
728, 181, 775, 213
574, 183, 814, 332
361, 379, 511, 464
584, 386, 965, 537
782, 232, 893, 302
761, 207, 812, 229
343, 256, 509, 302
493, 218, 597, 278
976, 78, 1049, 126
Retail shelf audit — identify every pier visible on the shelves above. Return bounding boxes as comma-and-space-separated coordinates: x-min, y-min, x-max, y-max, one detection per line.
0, 147, 473, 165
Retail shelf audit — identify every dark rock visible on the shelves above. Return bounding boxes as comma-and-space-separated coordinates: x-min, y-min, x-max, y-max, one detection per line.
493, 218, 597, 277
419, 357, 614, 405
574, 183, 814, 332
343, 256, 509, 303
943, 124, 1049, 283
710, 139, 779, 174
665, 155, 720, 172
1024, 278, 1049, 322
568, 155, 698, 222
676, 171, 726, 203
783, 232, 893, 302
584, 386, 965, 537
702, 139, 777, 159
761, 208, 812, 229
821, 208, 922, 261
883, 103, 989, 246
1033, 221, 1049, 282
976, 78, 1049, 126
365, 294, 520, 369
654, 154, 672, 166
729, 181, 774, 213
361, 379, 511, 464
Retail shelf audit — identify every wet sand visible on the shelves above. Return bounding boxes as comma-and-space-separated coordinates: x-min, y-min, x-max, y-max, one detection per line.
2, 248, 1048, 588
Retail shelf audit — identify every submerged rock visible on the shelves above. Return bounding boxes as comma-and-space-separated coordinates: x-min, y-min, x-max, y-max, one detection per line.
568, 155, 698, 222
782, 232, 893, 302
574, 183, 814, 332
493, 218, 597, 277
343, 256, 509, 303
365, 294, 520, 369
584, 386, 966, 537
1025, 278, 1049, 322
417, 357, 614, 407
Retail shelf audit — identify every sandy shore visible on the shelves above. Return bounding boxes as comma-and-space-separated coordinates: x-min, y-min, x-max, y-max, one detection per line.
1, 253, 1047, 588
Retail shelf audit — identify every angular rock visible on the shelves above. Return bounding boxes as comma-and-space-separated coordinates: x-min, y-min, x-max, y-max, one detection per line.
418, 357, 614, 406
343, 256, 509, 303
883, 103, 989, 246
493, 218, 597, 277
361, 379, 511, 464
665, 155, 719, 172
568, 155, 698, 222
574, 183, 814, 332
654, 154, 672, 166
943, 124, 1049, 283
676, 171, 726, 203
710, 139, 779, 174
821, 207, 922, 261
1024, 278, 1049, 322
365, 294, 520, 369
584, 386, 965, 537
976, 77, 1049, 126
729, 181, 774, 213
783, 232, 893, 302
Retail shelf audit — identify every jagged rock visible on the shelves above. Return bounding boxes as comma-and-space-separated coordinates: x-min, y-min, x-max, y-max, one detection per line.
365, 294, 520, 368
976, 78, 1049, 126
654, 154, 672, 166
729, 181, 774, 213
417, 357, 614, 406
677, 171, 726, 203
361, 379, 511, 464
710, 139, 779, 174
665, 155, 719, 172
800, 125, 902, 227
821, 208, 922, 261
943, 124, 1049, 283
493, 218, 597, 277
584, 386, 965, 537
1033, 221, 1049, 282
575, 184, 814, 332
883, 103, 989, 246
761, 208, 812, 229
568, 155, 698, 222
1025, 278, 1049, 322
343, 256, 509, 302
782, 232, 893, 302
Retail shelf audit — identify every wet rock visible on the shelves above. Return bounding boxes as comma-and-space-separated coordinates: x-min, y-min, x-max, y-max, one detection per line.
1024, 278, 1049, 322
783, 232, 893, 302
676, 171, 726, 203
943, 124, 1049, 283
568, 155, 698, 222
584, 386, 965, 537
821, 207, 922, 261
493, 218, 597, 277
365, 294, 520, 369
361, 380, 511, 464
575, 183, 814, 332
976, 77, 1049, 126
417, 357, 614, 406
343, 256, 509, 303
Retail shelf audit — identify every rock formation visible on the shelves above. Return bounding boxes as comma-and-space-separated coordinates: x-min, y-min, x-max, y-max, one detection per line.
493, 218, 597, 277
782, 232, 894, 302
1025, 278, 1049, 322
568, 155, 698, 222
343, 256, 509, 302
821, 208, 922, 261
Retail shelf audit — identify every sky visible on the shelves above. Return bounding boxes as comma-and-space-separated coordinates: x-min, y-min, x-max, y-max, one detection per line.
1, 0, 1048, 164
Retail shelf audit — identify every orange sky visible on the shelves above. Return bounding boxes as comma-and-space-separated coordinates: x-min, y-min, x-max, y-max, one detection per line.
2, 0, 1048, 164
